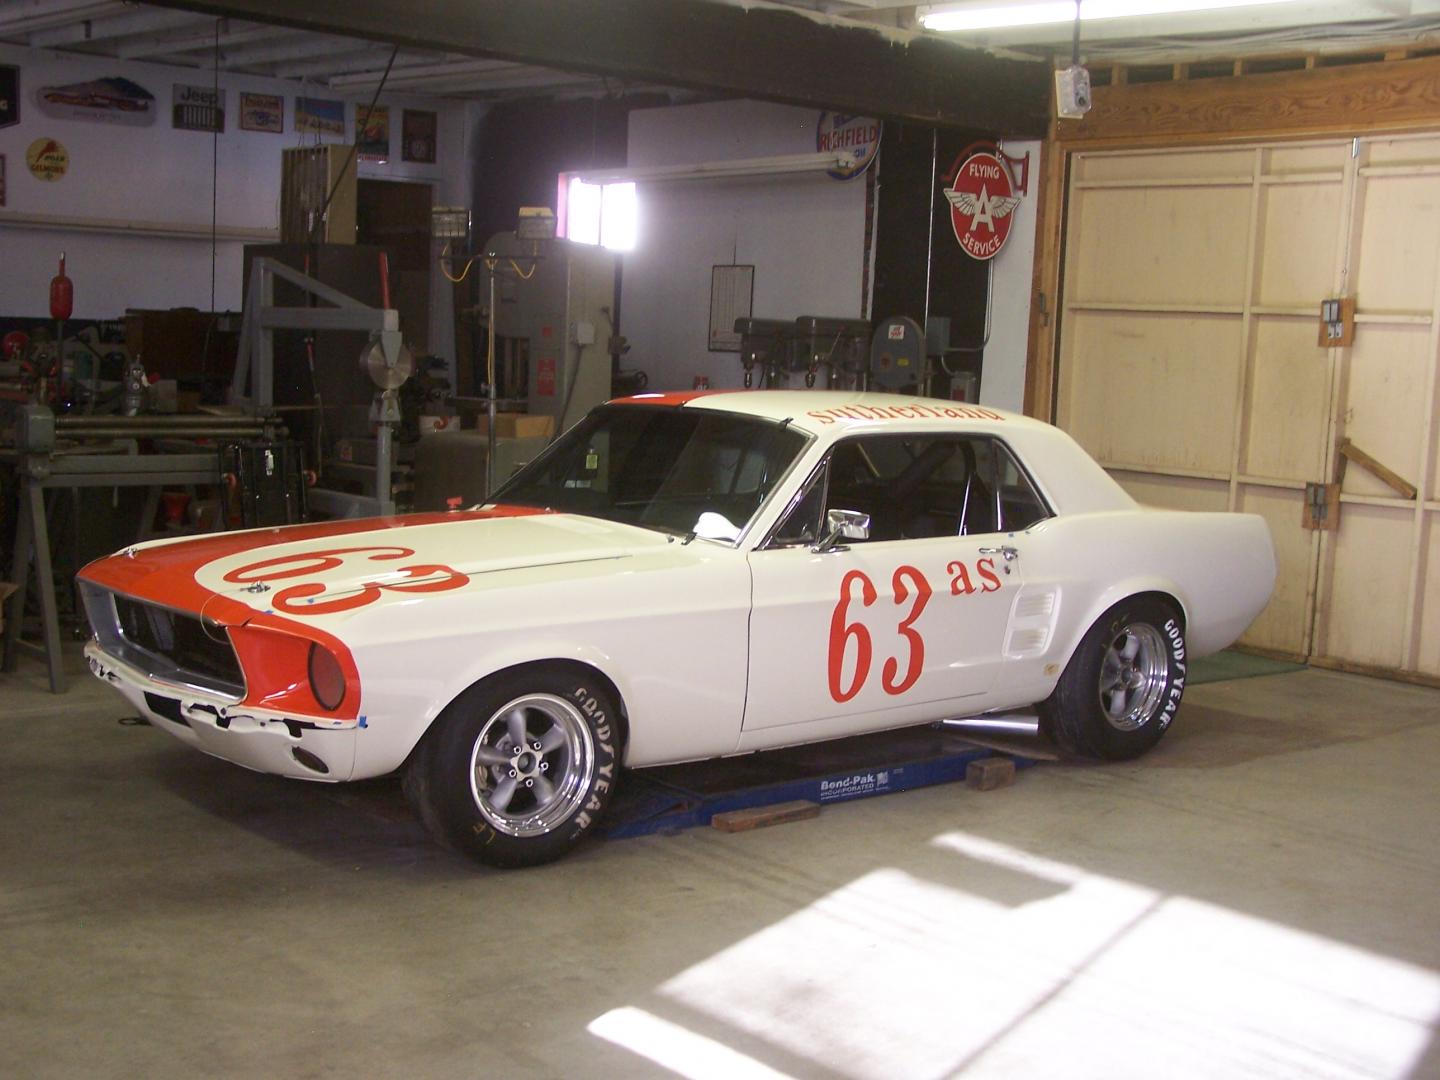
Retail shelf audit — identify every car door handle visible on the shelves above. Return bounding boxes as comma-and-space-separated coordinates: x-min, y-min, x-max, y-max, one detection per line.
978, 545, 1019, 561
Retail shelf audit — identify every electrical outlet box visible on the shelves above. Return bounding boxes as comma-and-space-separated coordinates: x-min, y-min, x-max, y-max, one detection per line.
1055, 65, 1092, 120
571, 320, 596, 346
1319, 297, 1355, 347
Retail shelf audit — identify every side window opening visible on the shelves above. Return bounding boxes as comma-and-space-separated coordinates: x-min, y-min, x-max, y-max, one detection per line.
766, 432, 1050, 546
961, 439, 1049, 535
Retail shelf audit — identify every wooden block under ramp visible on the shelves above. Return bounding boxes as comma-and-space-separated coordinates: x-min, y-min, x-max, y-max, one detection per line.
712, 800, 821, 833
966, 757, 1017, 791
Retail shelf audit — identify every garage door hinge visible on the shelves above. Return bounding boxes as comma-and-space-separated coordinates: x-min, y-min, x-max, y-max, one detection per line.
1303, 482, 1340, 530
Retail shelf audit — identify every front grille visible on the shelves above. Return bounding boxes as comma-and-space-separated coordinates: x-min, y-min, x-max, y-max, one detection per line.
110, 594, 245, 697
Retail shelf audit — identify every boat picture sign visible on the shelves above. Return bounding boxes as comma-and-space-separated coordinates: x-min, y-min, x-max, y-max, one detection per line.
941, 144, 1026, 261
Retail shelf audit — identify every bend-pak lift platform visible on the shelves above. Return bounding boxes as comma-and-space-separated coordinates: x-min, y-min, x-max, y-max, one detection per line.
603, 724, 1038, 840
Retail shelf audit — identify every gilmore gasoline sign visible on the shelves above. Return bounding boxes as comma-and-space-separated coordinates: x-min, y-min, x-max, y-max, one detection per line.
942, 149, 1022, 261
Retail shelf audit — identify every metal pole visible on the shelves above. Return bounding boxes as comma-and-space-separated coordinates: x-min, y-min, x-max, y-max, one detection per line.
51, 427, 272, 440
923, 127, 938, 395
486, 262, 498, 499
375, 393, 394, 516
57, 414, 270, 428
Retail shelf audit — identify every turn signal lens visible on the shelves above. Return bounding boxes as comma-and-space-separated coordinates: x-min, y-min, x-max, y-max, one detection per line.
308, 642, 346, 711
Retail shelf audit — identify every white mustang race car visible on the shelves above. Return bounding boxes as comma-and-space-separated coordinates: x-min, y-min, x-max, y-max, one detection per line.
78, 390, 1276, 867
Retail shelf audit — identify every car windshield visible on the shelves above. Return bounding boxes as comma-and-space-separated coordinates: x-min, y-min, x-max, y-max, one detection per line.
492, 403, 809, 541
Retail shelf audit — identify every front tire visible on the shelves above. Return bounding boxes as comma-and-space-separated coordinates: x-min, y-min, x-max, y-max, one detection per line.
1041, 597, 1187, 761
405, 666, 621, 868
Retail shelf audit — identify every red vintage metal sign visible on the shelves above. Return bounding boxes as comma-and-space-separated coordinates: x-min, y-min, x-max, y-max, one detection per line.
942, 147, 1022, 261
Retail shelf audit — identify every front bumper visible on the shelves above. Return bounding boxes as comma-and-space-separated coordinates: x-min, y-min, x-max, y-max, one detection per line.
86, 642, 358, 781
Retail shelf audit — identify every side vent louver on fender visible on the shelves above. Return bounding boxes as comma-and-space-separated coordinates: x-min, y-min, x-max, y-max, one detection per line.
1006, 587, 1059, 657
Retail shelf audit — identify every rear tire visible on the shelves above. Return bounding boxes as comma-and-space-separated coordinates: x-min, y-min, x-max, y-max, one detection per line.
1041, 597, 1187, 761
405, 666, 621, 868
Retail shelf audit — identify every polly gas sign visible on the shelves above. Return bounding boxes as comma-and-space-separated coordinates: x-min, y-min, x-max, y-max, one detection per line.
817, 112, 880, 180
26, 138, 68, 182
942, 145, 1024, 261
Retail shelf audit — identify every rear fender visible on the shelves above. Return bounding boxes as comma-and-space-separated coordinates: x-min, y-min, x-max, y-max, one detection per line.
1054, 579, 1190, 676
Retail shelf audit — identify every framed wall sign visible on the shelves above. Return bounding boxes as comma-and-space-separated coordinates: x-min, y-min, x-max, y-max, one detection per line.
173, 83, 224, 133
355, 104, 389, 162
0, 65, 18, 128
37, 76, 154, 126
239, 92, 283, 133
296, 96, 344, 136
708, 265, 755, 352
402, 109, 437, 164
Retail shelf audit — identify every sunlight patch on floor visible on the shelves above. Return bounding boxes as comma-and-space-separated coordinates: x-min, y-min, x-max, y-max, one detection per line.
590, 832, 1440, 1078
589, 1006, 795, 1080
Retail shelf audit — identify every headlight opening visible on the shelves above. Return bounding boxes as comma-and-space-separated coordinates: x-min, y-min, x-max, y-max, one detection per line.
307, 642, 347, 711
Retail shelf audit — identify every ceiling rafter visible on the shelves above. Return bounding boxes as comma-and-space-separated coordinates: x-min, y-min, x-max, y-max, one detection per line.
187, 30, 372, 67
26, 8, 211, 48
267, 44, 409, 79
139, 0, 1050, 132
327, 57, 518, 89
115, 21, 284, 60
0, 1, 128, 36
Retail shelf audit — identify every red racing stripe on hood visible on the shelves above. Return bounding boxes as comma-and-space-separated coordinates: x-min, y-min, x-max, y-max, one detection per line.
77, 506, 547, 721
77, 505, 547, 610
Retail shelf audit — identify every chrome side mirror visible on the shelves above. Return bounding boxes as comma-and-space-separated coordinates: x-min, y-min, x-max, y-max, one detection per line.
812, 509, 870, 553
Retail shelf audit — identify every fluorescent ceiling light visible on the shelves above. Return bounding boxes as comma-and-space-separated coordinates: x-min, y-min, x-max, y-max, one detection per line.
919, 0, 1303, 33
575, 151, 855, 185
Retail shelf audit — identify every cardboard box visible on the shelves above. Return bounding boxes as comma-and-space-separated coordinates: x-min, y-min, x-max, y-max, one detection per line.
473, 412, 555, 440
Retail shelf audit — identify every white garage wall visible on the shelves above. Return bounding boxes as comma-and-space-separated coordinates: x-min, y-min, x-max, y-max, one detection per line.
0, 43, 477, 361
619, 100, 1037, 407
982, 138, 1040, 414
620, 99, 869, 391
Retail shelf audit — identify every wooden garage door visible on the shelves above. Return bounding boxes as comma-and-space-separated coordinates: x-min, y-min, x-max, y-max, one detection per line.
1056, 135, 1440, 682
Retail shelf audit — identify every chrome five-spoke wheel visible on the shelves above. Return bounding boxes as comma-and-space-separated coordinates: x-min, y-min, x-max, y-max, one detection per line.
1040, 597, 1186, 761
1097, 623, 1169, 732
468, 693, 594, 837
407, 666, 621, 868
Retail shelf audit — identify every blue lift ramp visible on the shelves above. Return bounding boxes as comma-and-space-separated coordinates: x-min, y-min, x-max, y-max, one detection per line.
603, 724, 1038, 841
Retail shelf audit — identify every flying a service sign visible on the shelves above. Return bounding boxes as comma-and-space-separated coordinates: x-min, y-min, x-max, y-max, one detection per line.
942, 146, 1023, 261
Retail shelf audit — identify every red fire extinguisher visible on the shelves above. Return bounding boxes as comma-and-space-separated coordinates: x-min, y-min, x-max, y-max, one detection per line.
50, 253, 74, 321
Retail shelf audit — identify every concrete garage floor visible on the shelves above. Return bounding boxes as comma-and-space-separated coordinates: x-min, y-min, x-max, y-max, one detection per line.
3, 649, 1439, 1080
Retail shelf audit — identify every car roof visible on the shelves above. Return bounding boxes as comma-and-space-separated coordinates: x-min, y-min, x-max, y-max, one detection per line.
611, 389, 1049, 438
610, 388, 1135, 515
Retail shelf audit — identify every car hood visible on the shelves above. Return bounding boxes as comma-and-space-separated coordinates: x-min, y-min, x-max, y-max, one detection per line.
78, 506, 678, 627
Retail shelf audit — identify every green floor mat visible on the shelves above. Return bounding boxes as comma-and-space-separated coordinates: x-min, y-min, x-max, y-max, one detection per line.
1190, 649, 1307, 685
